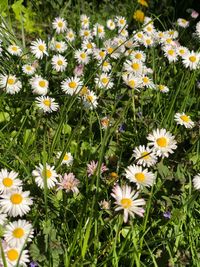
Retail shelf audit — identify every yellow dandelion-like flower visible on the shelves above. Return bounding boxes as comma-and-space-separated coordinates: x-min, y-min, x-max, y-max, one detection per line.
133, 10, 145, 23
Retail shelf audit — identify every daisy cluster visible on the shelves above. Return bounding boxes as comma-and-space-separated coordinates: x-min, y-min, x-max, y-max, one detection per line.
0, 169, 33, 266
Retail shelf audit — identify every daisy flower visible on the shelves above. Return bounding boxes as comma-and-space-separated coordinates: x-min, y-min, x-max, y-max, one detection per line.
87, 161, 108, 177
30, 75, 49, 95
123, 73, 141, 90
56, 151, 73, 166
30, 39, 48, 59
163, 45, 178, 63
130, 50, 146, 62
111, 184, 145, 223
134, 31, 145, 42
102, 60, 112, 72
93, 23, 105, 39
177, 18, 189, 28
167, 29, 179, 39
0, 168, 22, 194
51, 40, 67, 53
119, 28, 129, 38
0, 188, 33, 217
124, 59, 144, 75
195, 21, 200, 38
143, 23, 156, 36
22, 64, 36, 75
0, 74, 22, 94
74, 50, 90, 65
73, 64, 84, 77
61, 76, 83, 95
32, 163, 58, 189
115, 16, 127, 29
57, 173, 80, 194
125, 164, 155, 189
35, 96, 59, 113
147, 128, 177, 158
0, 209, 7, 225
156, 84, 169, 93
83, 90, 98, 109
182, 51, 200, 70
133, 145, 157, 167
80, 29, 92, 40
1, 246, 29, 267
107, 19, 116, 30
52, 17, 67, 33
176, 46, 189, 57
66, 28, 76, 42
141, 36, 154, 48
80, 14, 90, 29
95, 73, 114, 89
51, 54, 67, 72
82, 40, 96, 54
174, 112, 195, 128
100, 116, 110, 129
4, 219, 34, 247
193, 174, 200, 190
7, 44, 22, 56
141, 75, 155, 89
93, 49, 107, 61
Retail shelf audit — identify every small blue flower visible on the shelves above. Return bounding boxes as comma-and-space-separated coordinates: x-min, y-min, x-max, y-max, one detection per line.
163, 211, 171, 219
30, 262, 38, 267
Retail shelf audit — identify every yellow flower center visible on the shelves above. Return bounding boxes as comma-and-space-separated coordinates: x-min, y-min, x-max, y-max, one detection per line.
103, 61, 109, 67
83, 19, 88, 24
143, 77, 149, 83
131, 63, 140, 70
11, 46, 18, 51
43, 99, 51, 107
7, 249, 19, 261
68, 81, 77, 89
101, 77, 108, 84
87, 95, 93, 102
158, 32, 164, 38
57, 60, 63, 66
42, 169, 52, 178
120, 19, 125, 25
189, 56, 196, 63
166, 38, 172, 44
137, 33, 143, 38
7, 78, 15, 85
146, 39, 151, 45
135, 53, 142, 59
87, 43, 92, 49
168, 49, 174, 56
141, 151, 150, 159
158, 85, 165, 91
55, 43, 61, 49
120, 198, 132, 209
98, 28, 103, 33
179, 49, 184, 54
156, 137, 167, 147
107, 47, 114, 54
58, 21, 63, 28
68, 33, 74, 38
2, 177, 13, 187
38, 45, 45, 52
180, 115, 190, 122
39, 80, 46, 87
10, 194, 23, 204
147, 26, 152, 32
84, 31, 89, 36
128, 80, 135, 88
80, 86, 88, 95
64, 154, 69, 161
26, 66, 32, 71
99, 51, 105, 58
13, 228, 24, 238
80, 53, 86, 59
135, 172, 145, 182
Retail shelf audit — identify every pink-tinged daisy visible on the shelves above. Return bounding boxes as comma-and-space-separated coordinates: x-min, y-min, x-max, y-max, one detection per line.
87, 160, 108, 177
57, 173, 80, 194
111, 184, 145, 223
32, 163, 58, 189
0, 188, 33, 217
174, 112, 195, 128
125, 164, 155, 189
147, 128, 177, 158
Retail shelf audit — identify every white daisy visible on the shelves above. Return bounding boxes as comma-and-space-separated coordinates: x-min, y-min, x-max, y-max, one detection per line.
122, 73, 141, 90
93, 49, 107, 61
176, 46, 189, 57
156, 84, 169, 93
102, 60, 112, 72
124, 59, 144, 75
95, 73, 114, 89
32, 163, 58, 189
141, 75, 155, 89
4, 219, 34, 247
83, 90, 98, 109
56, 151, 73, 166
195, 21, 200, 38
193, 174, 200, 190
52, 17, 67, 33
130, 50, 146, 62
7, 44, 22, 56
80, 14, 90, 29
111, 184, 145, 223
133, 145, 157, 167
115, 16, 127, 29
30, 75, 49, 95
125, 164, 155, 189
81, 40, 96, 54
66, 28, 76, 42
1, 246, 29, 267
35, 96, 59, 113
51, 54, 67, 72
93, 23, 105, 39
61, 76, 83, 95
30, 39, 48, 59
80, 29, 92, 40
22, 64, 36, 75
147, 128, 177, 158
163, 45, 178, 63
0, 74, 22, 94
182, 51, 200, 70
0, 168, 22, 194
52, 40, 67, 53
0, 188, 33, 217
107, 19, 116, 30
174, 112, 195, 128
177, 18, 189, 28
74, 50, 90, 65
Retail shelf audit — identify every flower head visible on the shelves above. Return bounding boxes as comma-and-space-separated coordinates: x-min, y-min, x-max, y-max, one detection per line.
57, 173, 80, 194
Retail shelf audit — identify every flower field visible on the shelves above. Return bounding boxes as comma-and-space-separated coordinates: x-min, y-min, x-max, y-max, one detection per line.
0, 0, 200, 266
